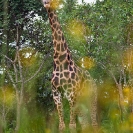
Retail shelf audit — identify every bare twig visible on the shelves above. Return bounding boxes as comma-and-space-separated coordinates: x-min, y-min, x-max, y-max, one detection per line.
16, 26, 20, 46
6, 69, 17, 90
2, 55, 14, 63
13, 63, 18, 85
24, 53, 50, 83
17, 49, 24, 85
119, 69, 122, 85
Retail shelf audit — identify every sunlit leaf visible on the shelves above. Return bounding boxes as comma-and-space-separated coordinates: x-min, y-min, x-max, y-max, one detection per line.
79, 56, 95, 69
109, 109, 120, 120
45, 128, 51, 133
0, 86, 15, 107
19, 47, 38, 67
123, 86, 132, 106
66, 19, 91, 42
51, 0, 62, 9
120, 121, 130, 132
128, 113, 133, 124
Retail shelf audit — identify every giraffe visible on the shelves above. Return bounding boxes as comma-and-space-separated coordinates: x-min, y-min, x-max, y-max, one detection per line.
42, 0, 98, 131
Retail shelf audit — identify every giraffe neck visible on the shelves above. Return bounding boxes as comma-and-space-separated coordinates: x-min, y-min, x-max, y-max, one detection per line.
46, 8, 72, 66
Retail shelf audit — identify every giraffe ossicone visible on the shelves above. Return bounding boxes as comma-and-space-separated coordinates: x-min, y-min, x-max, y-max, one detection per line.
42, 0, 98, 132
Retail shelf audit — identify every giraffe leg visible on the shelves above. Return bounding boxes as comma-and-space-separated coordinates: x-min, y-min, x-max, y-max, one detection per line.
52, 89, 65, 131
77, 108, 89, 129
90, 88, 98, 132
91, 103, 98, 133
68, 97, 76, 130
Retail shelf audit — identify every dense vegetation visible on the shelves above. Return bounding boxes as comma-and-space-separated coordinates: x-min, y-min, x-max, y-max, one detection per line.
0, 0, 133, 132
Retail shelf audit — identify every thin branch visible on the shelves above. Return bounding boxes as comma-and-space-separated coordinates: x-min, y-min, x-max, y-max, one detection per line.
17, 49, 24, 103
14, 49, 18, 63
24, 53, 51, 83
119, 69, 122, 85
6, 69, 17, 90
109, 70, 119, 86
11, 58, 18, 84
98, 61, 119, 86
122, 67, 127, 86
17, 48, 24, 85
2, 54, 14, 63
16, 26, 20, 46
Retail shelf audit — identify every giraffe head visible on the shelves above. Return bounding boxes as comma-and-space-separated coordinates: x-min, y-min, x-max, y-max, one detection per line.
42, 0, 51, 8
42, 0, 61, 9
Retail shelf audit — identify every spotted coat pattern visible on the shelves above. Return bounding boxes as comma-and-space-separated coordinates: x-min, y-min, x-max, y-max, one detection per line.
42, 0, 98, 131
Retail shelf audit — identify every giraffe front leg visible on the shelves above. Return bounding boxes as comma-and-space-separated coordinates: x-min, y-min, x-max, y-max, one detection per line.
52, 89, 65, 131
68, 97, 76, 130
57, 102, 65, 131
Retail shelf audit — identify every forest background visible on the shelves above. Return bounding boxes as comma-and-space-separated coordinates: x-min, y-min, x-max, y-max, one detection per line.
0, 0, 133, 132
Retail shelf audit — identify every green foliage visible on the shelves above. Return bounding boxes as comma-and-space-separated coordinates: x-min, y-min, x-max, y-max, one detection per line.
1, 0, 133, 132
0, 0, 46, 28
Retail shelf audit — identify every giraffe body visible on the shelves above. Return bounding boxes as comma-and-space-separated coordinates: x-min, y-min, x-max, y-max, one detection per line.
42, 0, 98, 131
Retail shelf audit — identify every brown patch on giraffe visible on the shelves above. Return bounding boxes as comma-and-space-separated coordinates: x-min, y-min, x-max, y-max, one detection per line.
63, 42, 67, 50
60, 78, 66, 85
50, 12, 54, 18
54, 52, 58, 59
60, 42, 67, 52
53, 23, 57, 29
64, 72, 69, 78
55, 60, 60, 65
67, 53, 70, 60
59, 53, 66, 62
60, 73, 63, 78
56, 25, 60, 31
52, 18, 55, 24
67, 83, 72, 88
71, 72, 75, 79
69, 66, 73, 71
64, 62, 69, 69
58, 35, 62, 41
60, 65, 64, 71
72, 80, 76, 86
56, 73, 59, 76
53, 76, 59, 86
58, 30, 61, 35
56, 44, 60, 51
68, 79, 71, 83
70, 61, 73, 66
54, 31, 58, 40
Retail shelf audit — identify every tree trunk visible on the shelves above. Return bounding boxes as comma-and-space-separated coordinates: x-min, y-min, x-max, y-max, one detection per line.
15, 89, 23, 133
117, 84, 126, 119
110, 70, 126, 120
0, 1, 9, 132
